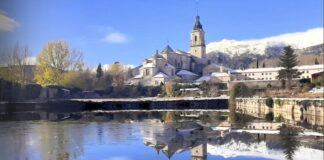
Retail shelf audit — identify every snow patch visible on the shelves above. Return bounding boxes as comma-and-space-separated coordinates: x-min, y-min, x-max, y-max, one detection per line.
207, 140, 324, 160
207, 28, 324, 56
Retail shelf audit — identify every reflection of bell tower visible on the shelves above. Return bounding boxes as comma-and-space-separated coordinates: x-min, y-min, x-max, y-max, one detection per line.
191, 143, 207, 160
190, 16, 206, 59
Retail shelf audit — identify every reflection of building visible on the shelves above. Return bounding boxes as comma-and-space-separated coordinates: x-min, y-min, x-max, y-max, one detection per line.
244, 121, 282, 130
191, 143, 207, 160
141, 119, 208, 159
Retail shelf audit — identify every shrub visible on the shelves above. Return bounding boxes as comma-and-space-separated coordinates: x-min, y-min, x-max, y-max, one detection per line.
231, 82, 253, 98
265, 112, 274, 121
275, 99, 284, 106
265, 97, 274, 108
275, 115, 284, 122
24, 84, 42, 100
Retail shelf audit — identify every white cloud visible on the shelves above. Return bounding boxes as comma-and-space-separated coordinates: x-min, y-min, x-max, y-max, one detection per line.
0, 11, 18, 32
102, 32, 129, 44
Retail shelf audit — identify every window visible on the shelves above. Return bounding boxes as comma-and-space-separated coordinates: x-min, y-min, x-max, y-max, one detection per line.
306, 70, 309, 73
261, 73, 264, 75
145, 69, 150, 76
194, 35, 197, 42
155, 81, 159, 85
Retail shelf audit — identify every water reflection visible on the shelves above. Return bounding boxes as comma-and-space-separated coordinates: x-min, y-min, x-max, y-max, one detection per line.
0, 111, 323, 160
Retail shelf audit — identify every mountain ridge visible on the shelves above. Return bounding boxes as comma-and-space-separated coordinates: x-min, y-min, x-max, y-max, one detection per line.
206, 28, 324, 56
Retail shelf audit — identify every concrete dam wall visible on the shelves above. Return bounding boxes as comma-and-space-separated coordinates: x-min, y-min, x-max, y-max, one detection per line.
0, 98, 228, 114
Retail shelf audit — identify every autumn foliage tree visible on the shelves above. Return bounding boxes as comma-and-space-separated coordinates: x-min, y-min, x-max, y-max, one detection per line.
35, 41, 84, 86
164, 82, 174, 97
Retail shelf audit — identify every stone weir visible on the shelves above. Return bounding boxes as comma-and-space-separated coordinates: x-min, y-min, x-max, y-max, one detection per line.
0, 98, 228, 114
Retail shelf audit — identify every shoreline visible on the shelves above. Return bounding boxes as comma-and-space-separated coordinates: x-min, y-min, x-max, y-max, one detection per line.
2, 96, 323, 104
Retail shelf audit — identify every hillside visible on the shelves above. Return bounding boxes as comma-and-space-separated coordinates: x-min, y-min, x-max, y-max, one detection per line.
205, 28, 323, 69
206, 28, 323, 56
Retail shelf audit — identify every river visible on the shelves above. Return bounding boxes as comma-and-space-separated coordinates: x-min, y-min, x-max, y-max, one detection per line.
0, 110, 323, 160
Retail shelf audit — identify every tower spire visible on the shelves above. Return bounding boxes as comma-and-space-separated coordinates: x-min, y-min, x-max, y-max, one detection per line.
193, 15, 203, 30
190, 11, 206, 59
196, 0, 199, 16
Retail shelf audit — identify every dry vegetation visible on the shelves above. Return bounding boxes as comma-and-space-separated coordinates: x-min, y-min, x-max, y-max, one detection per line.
257, 89, 323, 98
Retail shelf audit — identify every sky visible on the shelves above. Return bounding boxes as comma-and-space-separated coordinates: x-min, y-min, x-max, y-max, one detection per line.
0, 0, 323, 67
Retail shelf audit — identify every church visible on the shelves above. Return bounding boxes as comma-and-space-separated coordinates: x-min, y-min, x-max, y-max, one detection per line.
129, 15, 214, 86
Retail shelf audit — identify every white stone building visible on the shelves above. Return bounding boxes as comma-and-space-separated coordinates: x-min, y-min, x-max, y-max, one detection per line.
229, 64, 323, 81
194, 64, 323, 85
129, 16, 209, 86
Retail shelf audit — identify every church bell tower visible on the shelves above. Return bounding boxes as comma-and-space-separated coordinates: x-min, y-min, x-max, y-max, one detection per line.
190, 16, 206, 58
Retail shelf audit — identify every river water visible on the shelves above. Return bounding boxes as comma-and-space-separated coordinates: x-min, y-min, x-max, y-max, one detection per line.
0, 111, 323, 160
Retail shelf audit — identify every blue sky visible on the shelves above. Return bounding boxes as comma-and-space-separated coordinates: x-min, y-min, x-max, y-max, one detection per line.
0, 0, 323, 66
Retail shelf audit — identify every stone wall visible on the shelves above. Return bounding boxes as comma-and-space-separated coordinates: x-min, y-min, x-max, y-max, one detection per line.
236, 98, 324, 127
230, 80, 299, 89
236, 98, 271, 118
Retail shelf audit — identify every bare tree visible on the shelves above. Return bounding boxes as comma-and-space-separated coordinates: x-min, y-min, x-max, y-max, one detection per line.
0, 44, 32, 84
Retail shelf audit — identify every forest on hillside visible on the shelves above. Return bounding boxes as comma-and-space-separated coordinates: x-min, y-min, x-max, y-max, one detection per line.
207, 44, 324, 69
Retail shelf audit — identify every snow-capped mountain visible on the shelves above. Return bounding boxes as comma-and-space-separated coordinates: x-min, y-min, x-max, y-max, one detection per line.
206, 27, 324, 56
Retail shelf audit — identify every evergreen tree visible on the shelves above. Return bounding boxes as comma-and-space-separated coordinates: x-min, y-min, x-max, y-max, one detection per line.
277, 46, 300, 89
96, 63, 103, 79
279, 124, 302, 160
256, 57, 259, 68
314, 58, 319, 64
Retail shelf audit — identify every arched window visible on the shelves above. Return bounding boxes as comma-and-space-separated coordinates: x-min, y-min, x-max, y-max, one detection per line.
194, 35, 197, 42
